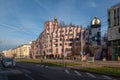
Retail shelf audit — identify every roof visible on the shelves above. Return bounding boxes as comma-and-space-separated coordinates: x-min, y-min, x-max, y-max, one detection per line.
111, 3, 120, 8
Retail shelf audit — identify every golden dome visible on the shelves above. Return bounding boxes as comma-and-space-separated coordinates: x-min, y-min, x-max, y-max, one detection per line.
91, 16, 101, 26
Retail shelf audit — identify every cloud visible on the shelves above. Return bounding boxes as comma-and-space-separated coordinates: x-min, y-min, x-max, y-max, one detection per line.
33, 0, 49, 10
88, 1, 97, 8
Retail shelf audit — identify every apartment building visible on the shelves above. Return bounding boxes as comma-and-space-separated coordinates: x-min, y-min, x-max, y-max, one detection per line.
31, 17, 85, 59
2, 49, 13, 58
3, 44, 31, 58
107, 3, 120, 60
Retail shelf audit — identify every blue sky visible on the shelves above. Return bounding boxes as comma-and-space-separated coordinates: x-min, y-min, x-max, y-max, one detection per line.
0, 0, 120, 51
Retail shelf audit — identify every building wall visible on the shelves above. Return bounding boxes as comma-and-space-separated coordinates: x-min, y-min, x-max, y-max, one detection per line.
31, 18, 85, 58
107, 3, 120, 60
2, 49, 13, 58
3, 44, 31, 59
108, 3, 120, 41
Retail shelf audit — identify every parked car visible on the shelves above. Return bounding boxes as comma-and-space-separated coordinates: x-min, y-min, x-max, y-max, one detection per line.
1, 57, 16, 68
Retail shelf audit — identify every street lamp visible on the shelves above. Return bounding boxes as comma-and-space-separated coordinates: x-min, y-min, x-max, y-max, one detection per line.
62, 35, 65, 67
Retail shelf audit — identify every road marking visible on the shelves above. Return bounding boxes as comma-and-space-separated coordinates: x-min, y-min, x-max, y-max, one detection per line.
102, 75, 112, 80
0, 70, 22, 75
41, 65, 44, 67
45, 66, 48, 68
64, 69, 70, 74
22, 69, 32, 74
24, 74, 34, 80
74, 70, 82, 76
86, 72, 96, 78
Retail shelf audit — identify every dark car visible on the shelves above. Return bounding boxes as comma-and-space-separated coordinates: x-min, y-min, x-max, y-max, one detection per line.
1, 57, 16, 68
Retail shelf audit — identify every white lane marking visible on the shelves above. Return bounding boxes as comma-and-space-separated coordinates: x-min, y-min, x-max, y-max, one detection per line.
102, 75, 112, 80
64, 69, 70, 74
24, 74, 34, 80
41, 65, 44, 67
45, 66, 48, 68
22, 69, 32, 74
74, 70, 82, 76
0, 70, 22, 74
86, 72, 96, 78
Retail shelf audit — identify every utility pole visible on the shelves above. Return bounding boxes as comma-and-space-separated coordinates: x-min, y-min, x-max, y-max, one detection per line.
62, 35, 65, 67
80, 26, 84, 61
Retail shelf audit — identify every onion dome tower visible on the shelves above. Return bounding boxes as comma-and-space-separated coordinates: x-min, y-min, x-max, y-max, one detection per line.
90, 16, 101, 46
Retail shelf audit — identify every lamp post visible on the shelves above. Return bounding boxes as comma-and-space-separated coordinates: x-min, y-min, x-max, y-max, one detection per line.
62, 35, 65, 67
80, 27, 84, 61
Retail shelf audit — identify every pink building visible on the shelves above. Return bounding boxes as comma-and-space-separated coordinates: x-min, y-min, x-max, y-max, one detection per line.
31, 17, 85, 59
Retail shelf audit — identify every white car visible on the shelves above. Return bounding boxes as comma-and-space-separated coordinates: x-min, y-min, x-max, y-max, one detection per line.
1, 57, 16, 68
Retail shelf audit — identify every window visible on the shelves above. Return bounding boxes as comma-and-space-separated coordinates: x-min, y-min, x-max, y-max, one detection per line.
66, 48, 72, 51
65, 29, 67, 32
114, 9, 116, 26
117, 8, 119, 25
55, 39, 58, 42
49, 49, 52, 52
119, 28, 120, 33
76, 38, 79, 41
69, 29, 72, 32
56, 48, 58, 53
60, 43, 62, 46
66, 39, 69, 41
77, 33, 80, 36
69, 34, 73, 36
60, 30, 64, 33
68, 43, 72, 46
108, 11, 110, 27
56, 35, 58, 37
60, 38, 63, 41
69, 38, 73, 41
55, 44, 58, 47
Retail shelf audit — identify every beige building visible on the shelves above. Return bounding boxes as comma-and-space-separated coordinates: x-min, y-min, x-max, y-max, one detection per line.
12, 44, 31, 58
2, 44, 31, 58
2, 49, 13, 58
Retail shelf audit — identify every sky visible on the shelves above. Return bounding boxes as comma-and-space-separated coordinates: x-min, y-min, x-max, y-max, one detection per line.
0, 0, 120, 51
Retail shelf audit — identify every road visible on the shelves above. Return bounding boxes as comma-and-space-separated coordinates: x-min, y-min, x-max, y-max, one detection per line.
0, 61, 119, 80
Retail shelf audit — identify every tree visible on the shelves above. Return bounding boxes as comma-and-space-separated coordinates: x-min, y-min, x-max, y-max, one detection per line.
59, 21, 66, 27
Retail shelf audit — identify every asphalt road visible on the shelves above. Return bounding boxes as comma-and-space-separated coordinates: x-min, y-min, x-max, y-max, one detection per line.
0, 61, 119, 80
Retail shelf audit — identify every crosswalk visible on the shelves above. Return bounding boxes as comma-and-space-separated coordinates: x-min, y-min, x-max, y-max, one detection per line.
86, 72, 96, 78
35, 64, 116, 80
65, 69, 70, 74
74, 70, 82, 76
63, 69, 115, 80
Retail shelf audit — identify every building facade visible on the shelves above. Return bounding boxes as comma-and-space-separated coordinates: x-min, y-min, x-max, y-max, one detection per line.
108, 3, 120, 60
2, 44, 31, 58
30, 18, 85, 59
2, 49, 13, 58
13, 44, 31, 58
